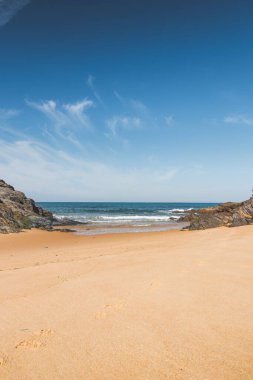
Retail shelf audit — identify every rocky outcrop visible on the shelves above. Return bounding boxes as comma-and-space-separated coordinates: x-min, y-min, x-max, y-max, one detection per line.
181, 198, 253, 230
0, 180, 53, 233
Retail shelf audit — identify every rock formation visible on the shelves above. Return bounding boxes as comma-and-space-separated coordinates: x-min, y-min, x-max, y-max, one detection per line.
0, 180, 53, 233
181, 198, 253, 230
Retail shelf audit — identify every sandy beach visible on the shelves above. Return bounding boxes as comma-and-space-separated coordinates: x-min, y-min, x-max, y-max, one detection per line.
0, 226, 253, 379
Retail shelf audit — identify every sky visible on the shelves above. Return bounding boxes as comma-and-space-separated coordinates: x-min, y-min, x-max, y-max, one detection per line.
0, 0, 253, 202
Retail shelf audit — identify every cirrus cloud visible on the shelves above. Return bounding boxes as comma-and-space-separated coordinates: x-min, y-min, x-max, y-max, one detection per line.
0, 137, 178, 201
0, 0, 30, 27
26, 98, 94, 129
106, 115, 142, 140
224, 114, 253, 126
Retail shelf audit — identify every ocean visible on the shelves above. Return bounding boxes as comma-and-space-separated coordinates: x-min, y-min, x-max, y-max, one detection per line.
37, 202, 217, 235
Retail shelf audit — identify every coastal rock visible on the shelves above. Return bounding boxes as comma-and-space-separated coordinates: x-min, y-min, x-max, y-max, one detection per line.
0, 179, 53, 233
180, 198, 253, 230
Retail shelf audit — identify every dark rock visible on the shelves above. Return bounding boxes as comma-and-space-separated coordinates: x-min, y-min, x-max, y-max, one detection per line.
56, 228, 77, 233
180, 198, 253, 230
52, 217, 87, 226
0, 180, 53, 233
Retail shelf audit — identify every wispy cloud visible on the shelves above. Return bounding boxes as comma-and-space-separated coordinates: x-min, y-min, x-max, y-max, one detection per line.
63, 98, 94, 127
224, 114, 253, 126
0, 108, 19, 119
0, 98, 179, 200
164, 115, 174, 126
87, 75, 105, 108
114, 91, 149, 115
114, 91, 125, 104
26, 99, 66, 125
0, 0, 30, 27
26, 98, 94, 128
130, 99, 149, 115
26, 98, 94, 141
0, 137, 178, 201
106, 116, 142, 139
111, 92, 152, 139
25, 98, 94, 147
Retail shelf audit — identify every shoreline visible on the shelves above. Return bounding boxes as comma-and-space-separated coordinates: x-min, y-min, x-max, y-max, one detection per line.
1, 226, 253, 379
52, 221, 189, 235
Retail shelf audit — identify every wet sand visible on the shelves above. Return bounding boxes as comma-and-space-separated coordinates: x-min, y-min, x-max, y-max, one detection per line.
53, 221, 187, 235
0, 226, 253, 379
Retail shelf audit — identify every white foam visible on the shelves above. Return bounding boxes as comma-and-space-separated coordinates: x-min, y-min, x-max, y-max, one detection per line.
54, 210, 185, 225
54, 213, 182, 224
96, 215, 174, 222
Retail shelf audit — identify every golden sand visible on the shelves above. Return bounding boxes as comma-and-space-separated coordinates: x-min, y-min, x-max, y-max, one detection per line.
0, 226, 253, 379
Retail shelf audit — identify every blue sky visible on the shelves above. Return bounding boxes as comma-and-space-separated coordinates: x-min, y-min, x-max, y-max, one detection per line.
0, 0, 253, 201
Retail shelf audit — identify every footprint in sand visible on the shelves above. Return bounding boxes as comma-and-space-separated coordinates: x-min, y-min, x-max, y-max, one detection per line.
95, 310, 107, 320
15, 339, 44, 349
15, 329, 55, 349
37, 329, 55, 336
0, 354, 7, 366
58, 275, 68, 282
95, 303, 124, 320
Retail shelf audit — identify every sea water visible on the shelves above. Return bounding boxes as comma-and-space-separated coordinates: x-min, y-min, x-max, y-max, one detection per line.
37, 202, 217, 235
